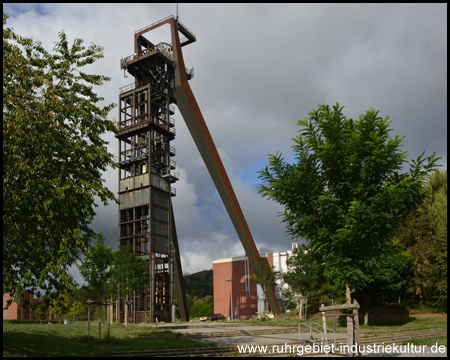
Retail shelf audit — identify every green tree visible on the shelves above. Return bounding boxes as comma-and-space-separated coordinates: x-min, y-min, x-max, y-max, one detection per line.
395, 169, 447, 311
69, 300, 84, 323
189, 300, 205, 318
107, 246, 149, 324
3, 13, 118, 308
34, 300, 49, 324
52, 293, 69, 324
258, 103, 440, 303
282, 243, 324, 318
251, 257, 277, 312
356, 241, 415, 324
78, 231, 113, 300
200, 297, 214, 317
185, 293, 194, 316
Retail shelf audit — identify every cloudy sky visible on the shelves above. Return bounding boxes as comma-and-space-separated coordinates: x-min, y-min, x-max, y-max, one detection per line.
4, 4, 447, 284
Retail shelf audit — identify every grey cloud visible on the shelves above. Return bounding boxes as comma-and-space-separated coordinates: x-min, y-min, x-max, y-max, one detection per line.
4, 3, 446, 275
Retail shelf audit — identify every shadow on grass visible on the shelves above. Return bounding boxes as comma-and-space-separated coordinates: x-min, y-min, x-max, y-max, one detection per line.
4, 328, 216, 357
3, 331, 111, 357
338, 315, 417, 328
337, 303, 420, 328
80, 334, 127, 344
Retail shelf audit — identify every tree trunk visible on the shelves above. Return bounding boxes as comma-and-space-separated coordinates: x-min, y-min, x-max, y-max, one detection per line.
398, 295, 401, 305
299, 298, 304, 320
59, 314, 61, 325
134, 291, 136, 325
364, 297, 369, 326
305, 299, 308, 319
345, 283, 351, 304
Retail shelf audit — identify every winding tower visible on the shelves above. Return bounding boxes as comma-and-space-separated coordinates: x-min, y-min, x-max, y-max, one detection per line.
116, 16, 194, 323
116, 15, 281, 323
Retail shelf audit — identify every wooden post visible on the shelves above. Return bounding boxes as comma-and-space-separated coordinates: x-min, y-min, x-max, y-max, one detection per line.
87, 300, 91, 337
318, 301, 360, 357
110, 297, 113, 325
107, 301, 111, 338
347, 298, 354, 358
353, 299, 360, 357
364, 297, 369, 325
347, 314, 353, 357
124, 301, 128, 329
98, 304, 102, 340
116, 295, 119, 324
321, 305, 329, 358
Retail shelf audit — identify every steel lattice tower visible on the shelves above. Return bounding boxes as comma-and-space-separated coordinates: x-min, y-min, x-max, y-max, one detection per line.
116, 15, 281, 324
116, 17, 193, 323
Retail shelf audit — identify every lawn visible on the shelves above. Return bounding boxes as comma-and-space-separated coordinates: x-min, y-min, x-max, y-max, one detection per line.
3, 321, 216, 357
402, 335, 447, 347
225, 307, 447, 336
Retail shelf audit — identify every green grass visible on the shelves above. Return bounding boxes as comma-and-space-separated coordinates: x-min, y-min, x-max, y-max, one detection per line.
402, 335, 447, 347
227, 309, 447, 335
2, 321, 216, 357
222, 308, 447, 340
357, 316, 447, 335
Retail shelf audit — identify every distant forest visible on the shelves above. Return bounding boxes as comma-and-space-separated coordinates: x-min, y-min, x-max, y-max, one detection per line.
183, 269, 213, 298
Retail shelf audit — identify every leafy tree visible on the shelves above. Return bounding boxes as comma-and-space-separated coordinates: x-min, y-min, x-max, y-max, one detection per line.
185, 293, 194, 316
183, 270, 213, 298
78, 231, 113, 300
190, 300, 206, 318
356, 241, 415, 324
92, 304, 107, 322
34, 300, 49, 324
258, 103, 440, 303
251, 258, 277, 312
188, 296, 214, 318
69, 300, 84, 322
282, 243, 324, 318
3, 13, 118, 308
52, 293, 69, 324
107, 246, 149, 324
395, 169, 447, 311
201, 303, 214, 317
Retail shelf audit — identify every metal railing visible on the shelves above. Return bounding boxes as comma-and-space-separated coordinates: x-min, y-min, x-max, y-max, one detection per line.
119, 75, 167, 95
177, 19, 196, 41
119, 82, 135, 94
113, 152, 148, 165
134, 15, 174, 35
116, 114, 175, 136
134, 15, 196, 41
161, 168, 180, 181
298, 321, 336, 345
120, 42, 194, 83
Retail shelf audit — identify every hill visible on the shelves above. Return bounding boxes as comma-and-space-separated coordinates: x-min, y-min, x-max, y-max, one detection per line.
183, 269, 213, 298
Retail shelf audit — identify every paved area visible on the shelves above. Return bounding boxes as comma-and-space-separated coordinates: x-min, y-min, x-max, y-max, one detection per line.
141, 322, 447, 357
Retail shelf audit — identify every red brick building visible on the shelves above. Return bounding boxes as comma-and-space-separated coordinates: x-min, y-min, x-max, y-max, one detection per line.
213, 244, 295, 320
3, 290, 54, 321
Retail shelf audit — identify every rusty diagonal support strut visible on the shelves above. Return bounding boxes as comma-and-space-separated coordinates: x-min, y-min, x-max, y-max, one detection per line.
135, 16, 281, 316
